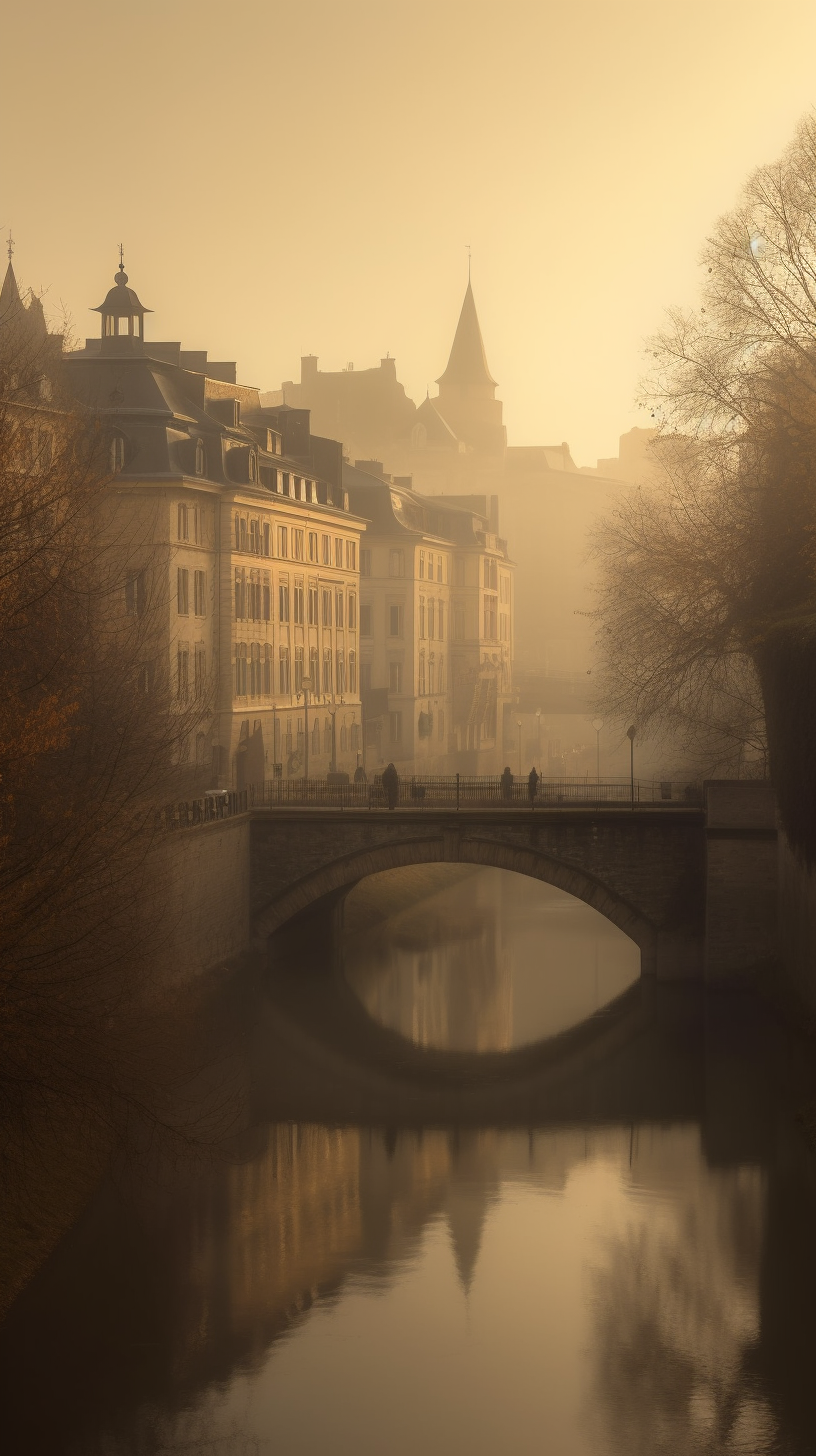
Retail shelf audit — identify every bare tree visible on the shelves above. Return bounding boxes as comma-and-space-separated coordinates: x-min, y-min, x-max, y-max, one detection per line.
595, 114, 816, 856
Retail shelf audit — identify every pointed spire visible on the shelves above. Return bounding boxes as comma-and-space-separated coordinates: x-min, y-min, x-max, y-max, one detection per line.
0, 256, 25, 322
436, 279, 497, 390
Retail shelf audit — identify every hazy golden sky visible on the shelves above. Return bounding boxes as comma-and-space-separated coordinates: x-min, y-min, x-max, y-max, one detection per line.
5, 0, 816, 463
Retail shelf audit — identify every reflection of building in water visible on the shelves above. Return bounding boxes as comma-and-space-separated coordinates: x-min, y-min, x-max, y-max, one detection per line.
345, 874, 512, 1051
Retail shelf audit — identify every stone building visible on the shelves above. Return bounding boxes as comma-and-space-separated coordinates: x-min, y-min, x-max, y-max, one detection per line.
63, 260, 366, 790
343, 461, 513, 773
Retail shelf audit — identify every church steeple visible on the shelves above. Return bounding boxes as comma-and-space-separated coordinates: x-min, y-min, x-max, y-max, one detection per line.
436, 281, 497, 391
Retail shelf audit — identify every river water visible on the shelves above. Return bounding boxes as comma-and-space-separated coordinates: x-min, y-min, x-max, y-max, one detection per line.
3, 866, 816, 1454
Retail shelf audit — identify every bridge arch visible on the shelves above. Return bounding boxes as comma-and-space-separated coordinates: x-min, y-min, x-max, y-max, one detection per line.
252, 833, 658, 972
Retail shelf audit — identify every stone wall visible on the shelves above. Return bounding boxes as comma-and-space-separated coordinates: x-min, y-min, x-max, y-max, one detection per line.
150, 814, 252, 983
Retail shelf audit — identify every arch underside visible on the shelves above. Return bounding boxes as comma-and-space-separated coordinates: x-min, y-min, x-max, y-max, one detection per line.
253, 834, 657, 973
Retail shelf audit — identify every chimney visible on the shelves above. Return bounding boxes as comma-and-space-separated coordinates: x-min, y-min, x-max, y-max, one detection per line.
301, 355, 318, 382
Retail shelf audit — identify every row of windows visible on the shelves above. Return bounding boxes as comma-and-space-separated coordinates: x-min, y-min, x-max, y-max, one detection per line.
233, 515, 357, 570
387, 656, 445, 695
234, 644, 358, 698
178, 568, 207, 616
418, 598, 445, 641
418, 550, 445, 583
176, 643, 207, 701
234, 569, 358, 627
274, 717, 362, 756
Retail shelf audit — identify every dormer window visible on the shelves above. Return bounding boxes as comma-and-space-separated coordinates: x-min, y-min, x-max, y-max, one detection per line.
110, 436, 125, 473
248, 452, 257, 483
195, 439, 206, 476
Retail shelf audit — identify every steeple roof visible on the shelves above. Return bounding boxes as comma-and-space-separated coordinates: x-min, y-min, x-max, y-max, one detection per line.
0, 260, 25, 323
436, 281, 497, 390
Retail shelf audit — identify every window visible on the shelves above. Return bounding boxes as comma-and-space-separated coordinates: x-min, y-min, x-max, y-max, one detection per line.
234, 568, 246, 619
294, 584, 304, 625
309, 645, 319, 685
235, 643, 248, 696
389, 661, 402, 693
281, 472, 291, 497
321, 534, 331, 565
279, 646, 291, 693
279, 584, 290, 622
419, 597, 426, 639
348, 650, 357, 693
177, 503, 189, 540
249, 519, 261, 554
250, 643, 262, 697
294, 529, 305, 561
110, 436, 125, 473
484, 594, 498, 641
419, 550, 425, 580
248, 452, 257, 482
263, 578, 271, 621
336, 652, 346, 693
428, 657, 435, 694
360, 548, 372, 577
483, 557, 498, 590
389, 549, 404, 577
239, 517, 248, 552
389, 604, 404, 637
192, 506, 203, 544
195, 439, 206, 476
438, 602, 445, 640
322, 589, 332, 627
428, 552, 434, 581
389, 711, 402, 744
438, 708, 445, 741
263, 522, 271, 556
294, 645, 304, 692
322, 648, 332, 693
334, 537, 343, 568
263, 644, 272, 694
335, 590, 344, 628
428, 599, 435, 640
360, 604, 372, 636
278, 526, 288, 558
437, 555, 444, 584
439, 656, 444, 692
194, 569, 206, 616
125, 571, 145, 617
500, 575, 510, 604
348, 593, 357, 630
177, 567, 189, 615
308, 584, 319, 625
308, 531, 318, 562
177, 645, 190, 701
418, 653, 426, 694
346, 540, 356, 571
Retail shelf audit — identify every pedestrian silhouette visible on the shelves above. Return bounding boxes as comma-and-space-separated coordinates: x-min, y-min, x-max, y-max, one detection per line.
382, 761, 399, 810
501, 765, 514, 802
354, 763, 367, 784
528, 766, 539, 804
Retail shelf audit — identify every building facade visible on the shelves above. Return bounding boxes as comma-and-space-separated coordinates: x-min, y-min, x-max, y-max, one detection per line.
344, 463, 513, 774
63, 261, 365, 790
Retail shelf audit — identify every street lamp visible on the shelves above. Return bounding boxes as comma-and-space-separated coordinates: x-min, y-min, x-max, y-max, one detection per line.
517, 719, 522, 777
536, 709, 542, 772
327, 700, 338, 774
298, 675, 313, 781
592, 718, 603, 786
626, 723, 636, 807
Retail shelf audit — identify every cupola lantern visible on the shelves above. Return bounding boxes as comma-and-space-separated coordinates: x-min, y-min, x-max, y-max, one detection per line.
93, 249, 151, 352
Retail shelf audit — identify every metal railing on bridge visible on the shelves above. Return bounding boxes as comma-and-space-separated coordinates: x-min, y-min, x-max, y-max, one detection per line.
160, 775, 702, 829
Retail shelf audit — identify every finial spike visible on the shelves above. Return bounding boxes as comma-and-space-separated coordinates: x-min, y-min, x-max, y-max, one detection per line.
118, 242, 124, 269
7, 228, 14, 264
466, 243, 471, 283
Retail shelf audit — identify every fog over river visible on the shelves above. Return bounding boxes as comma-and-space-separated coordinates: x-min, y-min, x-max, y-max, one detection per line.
2, 867, 816, 1455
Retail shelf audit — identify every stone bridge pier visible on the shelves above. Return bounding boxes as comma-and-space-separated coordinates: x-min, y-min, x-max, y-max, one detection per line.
246, 782, 778, 980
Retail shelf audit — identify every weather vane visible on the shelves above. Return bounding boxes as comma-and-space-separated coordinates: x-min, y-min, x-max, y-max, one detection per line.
466, 243, 471, 282
7, 228, 14, 264
118, 242, 125, 269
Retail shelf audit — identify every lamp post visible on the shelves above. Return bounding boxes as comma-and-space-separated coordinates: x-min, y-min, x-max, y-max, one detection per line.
536, 709, 542, 772
328, 700, 338, 774
626, 723, 636, 807
517, 719, 522, 777
298, 675, 313, 782
592, 718, 603, 786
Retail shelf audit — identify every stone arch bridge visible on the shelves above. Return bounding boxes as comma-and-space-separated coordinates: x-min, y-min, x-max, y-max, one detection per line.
249, 781, 778, 980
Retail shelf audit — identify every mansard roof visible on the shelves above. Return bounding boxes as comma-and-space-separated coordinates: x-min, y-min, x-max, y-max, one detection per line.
436, 281, 497, 391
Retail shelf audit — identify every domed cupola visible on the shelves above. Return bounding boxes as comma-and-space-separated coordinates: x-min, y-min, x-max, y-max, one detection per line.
93, 250, 151, 352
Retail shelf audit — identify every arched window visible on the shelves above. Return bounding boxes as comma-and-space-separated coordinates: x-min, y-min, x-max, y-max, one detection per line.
418, 652, 426, 695
250, 643, 262, 697
195, 439, 206, 476
235, 643, 248, 696
348, 650, 357, 693
263, 645, 272, 695
110, 436, 125, 473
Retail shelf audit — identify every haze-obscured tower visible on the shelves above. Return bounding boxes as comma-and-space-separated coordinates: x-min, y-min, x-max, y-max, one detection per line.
432, 279, 505, 455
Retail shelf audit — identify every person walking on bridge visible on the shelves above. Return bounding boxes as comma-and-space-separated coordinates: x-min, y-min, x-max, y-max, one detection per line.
382, 761, 399, 810
500, 765, 514, 803
528, 765, 539, 806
